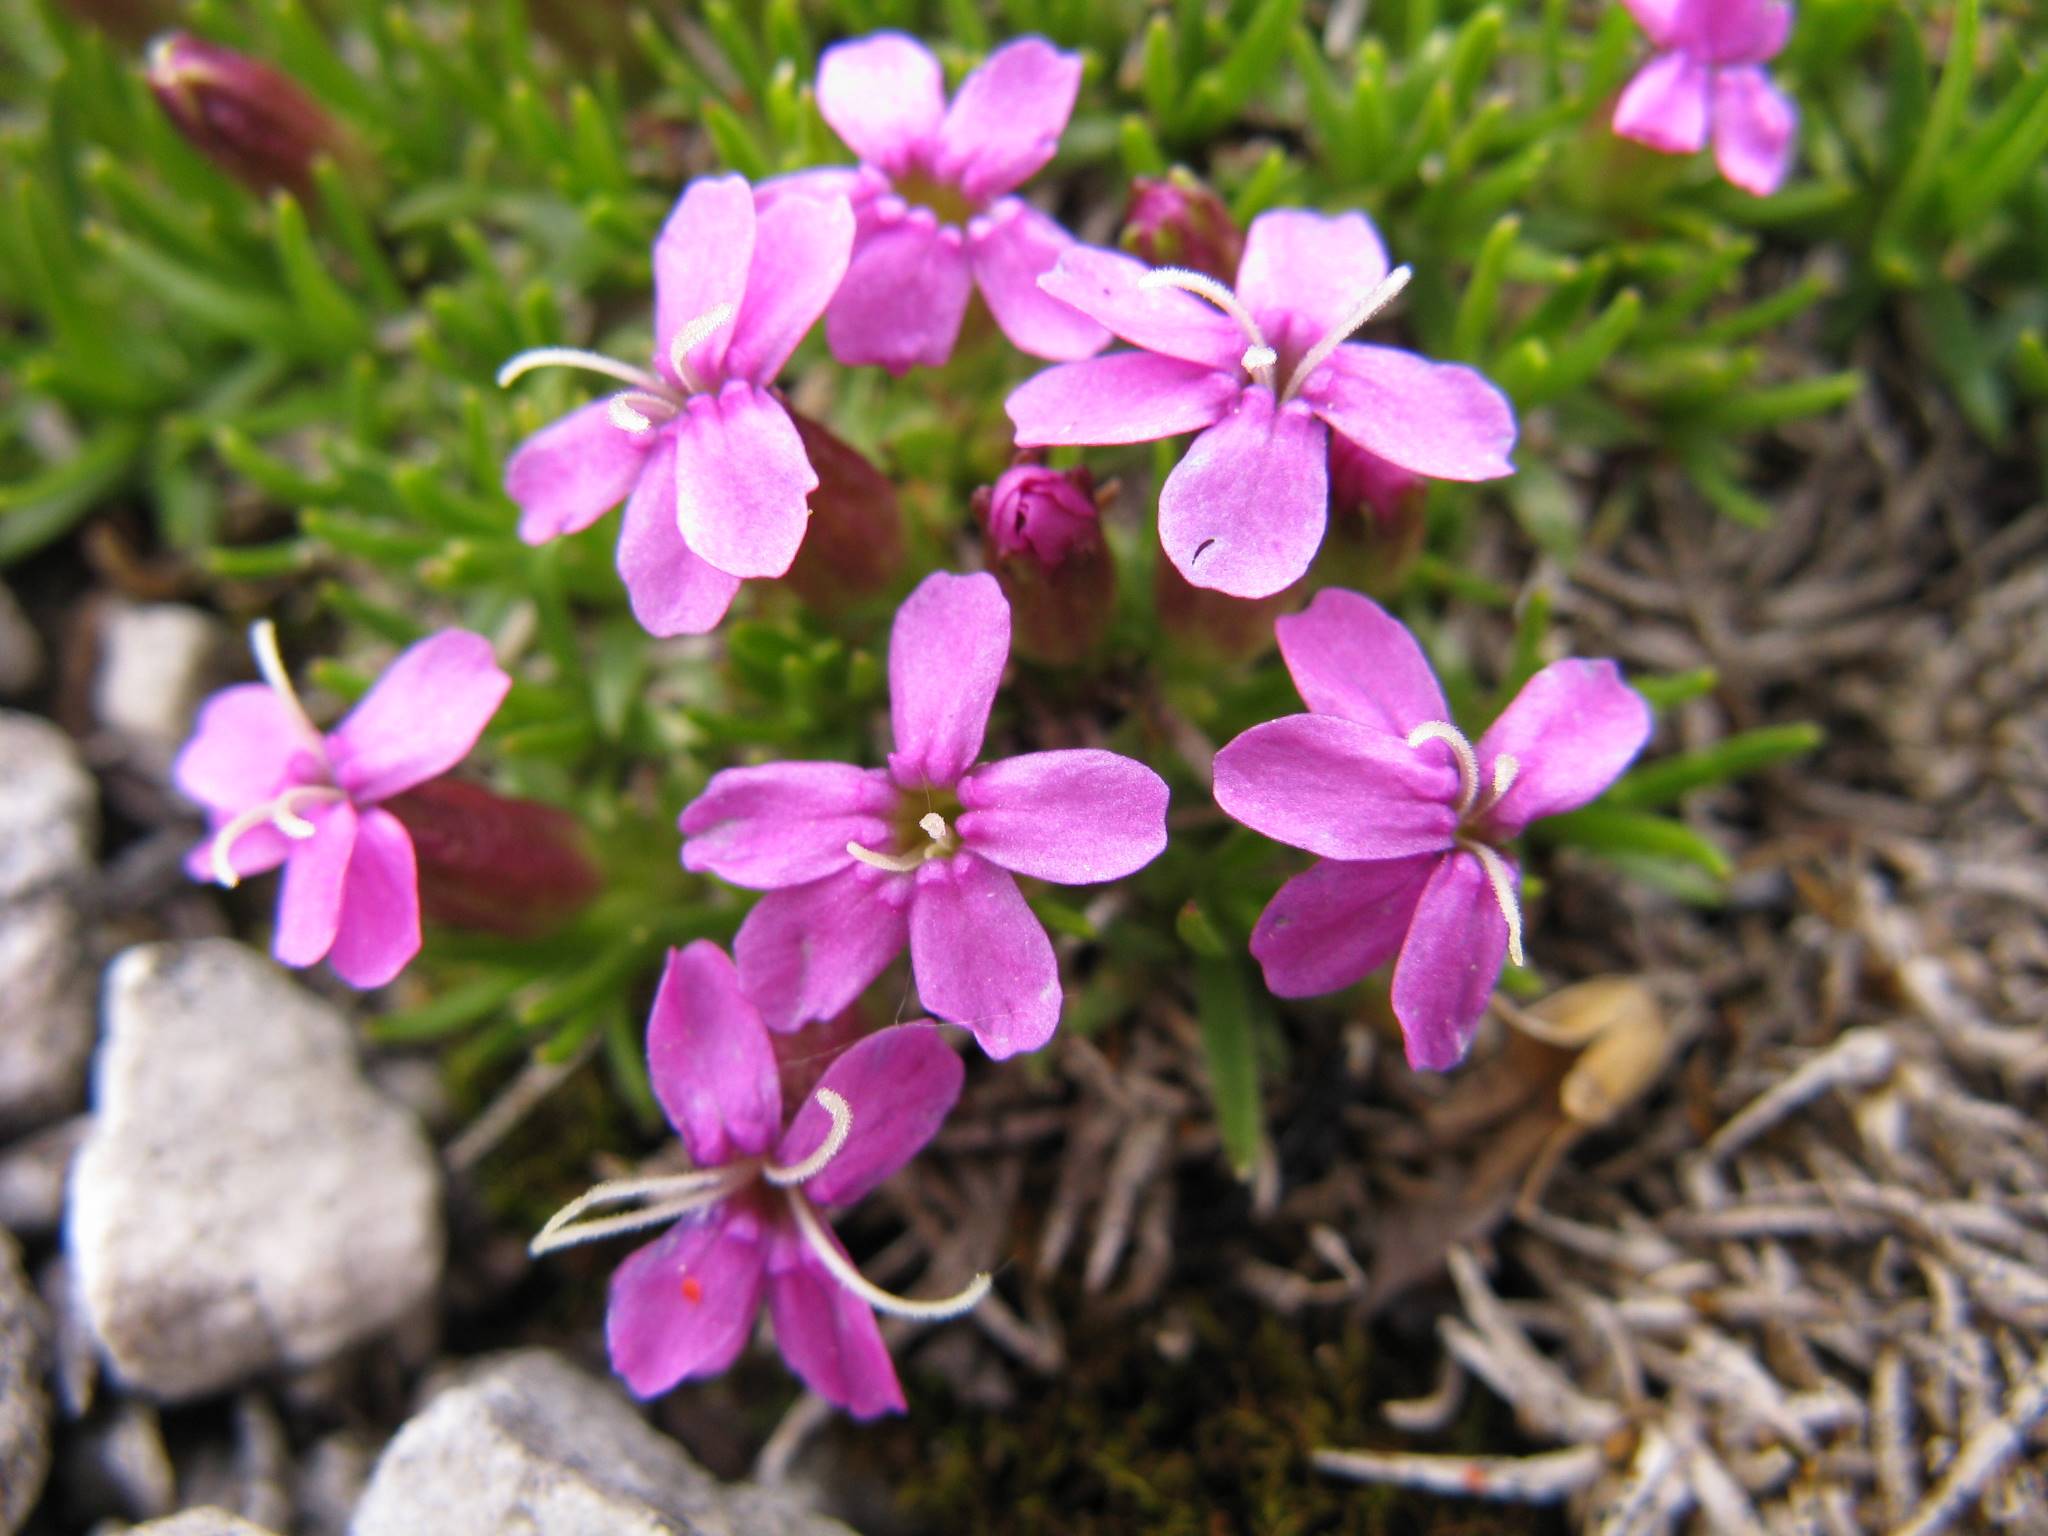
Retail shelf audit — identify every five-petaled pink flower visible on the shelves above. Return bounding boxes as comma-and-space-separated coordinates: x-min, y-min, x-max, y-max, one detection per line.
1211, 590, 1650, 1071
679, 570, 1170, 1060
765, 32, 1110, 374
531, 942, 986, 1418
1006, 209, 1517, 600
499, 174, 854, 636
174, 622, 510, 988
1613, 0, 1798, 197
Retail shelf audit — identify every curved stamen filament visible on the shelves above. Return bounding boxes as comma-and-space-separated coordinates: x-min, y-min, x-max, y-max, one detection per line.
497, 347, 666, 392
608, 391, 679, 435
1473, 753, 1520, 819
529, 1168, 751, 1257
846, 813, 956, 874
250, 620, 324, 752
206, 784, 347, 888
1406, 721, 1480, 816
1460, 839, 1526, 969
785, 1190, 992, 1322
667, 302, 737, 393
1138, 267, 1274, 388
1283, 263, 1413, 402
763, 1088, 852, 1188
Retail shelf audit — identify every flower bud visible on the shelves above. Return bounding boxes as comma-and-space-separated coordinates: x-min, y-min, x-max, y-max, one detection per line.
382, 778, 602, 939
973, 462, 1115, 666
784, 410, 905, 614
145, 33, 345, 197
1121, 170, 1244, 285
1314, 437, 1427, 597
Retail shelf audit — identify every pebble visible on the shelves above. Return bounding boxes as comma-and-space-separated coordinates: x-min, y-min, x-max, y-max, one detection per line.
0, 712, 96, 903
0, 1233, 50, 1535
92, 602, 220, 764
123, 1511, 282, 1536
0, 898, 95, 1135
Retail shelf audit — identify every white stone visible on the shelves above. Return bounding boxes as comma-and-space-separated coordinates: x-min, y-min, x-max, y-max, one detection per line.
0, 712, 95, 903
0, 898, 94, 1134
0, 1232, 50, 1535
70, 941, 443, 1402
92, 602, 220, 761
126, 1510, 281, 1536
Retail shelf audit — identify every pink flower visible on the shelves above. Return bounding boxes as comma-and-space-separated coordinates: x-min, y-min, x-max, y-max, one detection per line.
978, 461, 1100, 568
531, 942, 986, 1419
499, 174, 854, 635
1006, 208, 1517, 600
1612, 0, 1798, 196
763, 33, 1110, 373
679, 571, 1170, 1059
174, 623, 510, 988
1211, 590, 1650, 1071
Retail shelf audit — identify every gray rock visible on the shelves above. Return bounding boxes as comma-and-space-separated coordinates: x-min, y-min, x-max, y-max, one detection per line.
0, 899, 95, 1134
349, 1350, 857, 1536
0, 583, 38, 698
292, 1432, 375, 1536
70, 941, 443, 1402
0, 712, 95, 902
64, 1399, 174, 1522
0, 1117, 91, 1237
124, 1510, 281, 1536
0, 1231, 50, 1535
92, 603, 220, 763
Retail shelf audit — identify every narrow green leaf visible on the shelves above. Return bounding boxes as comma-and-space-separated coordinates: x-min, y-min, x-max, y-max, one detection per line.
1537, 806, 1731, 880
1195, 956, 1265, 1179
0, 421, 146, 566
1606, 723, 1823, 809
370, 970, 526, 1043
1450, 213, 1519, 362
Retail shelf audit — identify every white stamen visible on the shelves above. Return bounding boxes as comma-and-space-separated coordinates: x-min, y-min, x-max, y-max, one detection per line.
917, 812, 955, 850
250, 620, 323, 750
845, 813, 956, 873
1475, 753, 1520, 818
785, 1189, 992, 1321
1406, 721, 1481, 816
208, 801, 284, 889
1462, 839, 1526, 969
271, 784, 343, 838
205, 784, 347, 888
1284, 263, 1413, 401
1138, 266, 1274, 387
496, 346, 666, 392
763, 1089, 853, 1187
1242, 344, 1278, 373
528, 1169, 749, 1257
667, 302, 737, 391
608, 392, 680, 434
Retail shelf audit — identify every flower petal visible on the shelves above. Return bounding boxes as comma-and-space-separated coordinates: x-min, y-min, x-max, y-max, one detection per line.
1037, 245, 1245, 369
816, 33, 946, 175
615, 438, 743, 637
324, 807, 420, 988
1390, 849, 1510, 1072
1006, 352, 1239, 447
187, 822, 292, 884
1158, 390, 1328, 599
326, 630, 511, 805
1712, 65, 1798, 197
1212, 714, 1460, 860
886, 570, 1010, 791
824, 213, 975, 374
173, 683, 321, 815
504, 399, 652, 546
1687, 0, 1791, 62
1474, 659, 1652, 836
766, 1221, 905, 1418
1611, 51, 1711, 154
909, 854, 1059, 1060
956, 749, 1169, 884
779, 1022, 963, 1207
607, 1207, 768, 1398
671, 382, 816, 580
653, 175, 756, 385
1235, 209, 1390, 360
1304, 344, 1517, 483
646, 941, 781, 1165
1274, 588, 1449, 734
968, 199, 1111, 362
1619, 0, 1686, 49
734, 866, 911, 1033
723, 191, 855, 383
273, 799, 357, 969
933, 37, 1082, 202
1250, 853, 1438, 998
679, 762, 896, 890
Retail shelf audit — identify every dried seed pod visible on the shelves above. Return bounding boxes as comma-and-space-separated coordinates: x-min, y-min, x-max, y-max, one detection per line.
1504, 976, 1670, 1129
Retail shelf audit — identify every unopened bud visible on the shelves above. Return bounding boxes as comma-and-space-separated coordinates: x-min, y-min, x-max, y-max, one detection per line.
1315, 437, 1426, 597
784, 410, 905, 614
1122, 170, 1244, 284
382, 778, 602, 939
145, 33, 345, 197
973, 462, 1115, 666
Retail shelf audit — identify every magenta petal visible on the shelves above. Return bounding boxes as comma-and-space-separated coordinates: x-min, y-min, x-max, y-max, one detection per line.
1474, 659, 1652, 837
734, 866, 911, 1032
173, 683, 318, 814
1712, 66, 1797, 197
1006, 353, 1239, 447
956, 750, 1169, 885
908, 853, 1058, 1060
825, 215, 974, 374
1250, 854, 1437, 998
1390, 849, 1510, 1072
968, 200, 1111, 362
670, 383, 816, 580
886, 571, 1009, 791
1235, 209, 1390, 358
615, 438, 743, 637
1037, 246, 1244, 369
1305, 345, 1517, 483
933, 37, 1082, 202
766, 1222, 905, 1419
505, 399, 652, 546
1612, 51, 1711, 154
1620, 0, 1686, 48
679, 762, 895, 890
273, 800, 357, 969
815, 33, 945, 175
607, 1207, 768, 1398
1212, 715, 1460, 860
1275, 588, 1449, 734
780, 1023, 963, 1207
327, 630, 510, 804
324, 808, 419, 988
646, 941, 782, 1165
724, 192, 855, 383
1689, 0, 1791, 62
653, 175, 756, 384
1158, 391, 1328, 599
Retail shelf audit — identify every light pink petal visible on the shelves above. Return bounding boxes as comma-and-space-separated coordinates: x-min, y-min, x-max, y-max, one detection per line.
504, 399, 653, 545
187, 822, 292, 884
1037, 245, 1245, 369
1612, 51, 1711, 154
933, 37, 1082, 202
173, 683, 320, 814
1159, 391, 1328, 599
1235, 209, 1390, 360
670, 383, 816, 580
1689, 0, 1791, 62
779, 1022, 962, 1207
956, 750, 1169, 884
679, 762, 896, 890
1620, 0, 1686, 48
724, 192, 855, 383
327, 630, 510, 804
968, 199, 1111, 362
886, 570, 1009, 791
824, 214, 974, 374
645, 940, 781, 1165
653, 175, 756, 385
324, 808, 420, 988
1305, 344, 1517, 483
766, 1221, 905, 1418
1473, 659, 1652, 837
1212, 714, 1460, 860
734, 865, 911, 1033
1005, 352, 1239, 447
607, 1207, 768, 1398
1249, 854, 1438, 998
1390, 849, 1510, 1072
755, 166, 872, 210
815, 33, 946, 175
1712, 66, 1798, 197
272, 799, 357, 969
908, 853, 1059, 1060
1275, 588, 1449, 733
615, 438, 743, 637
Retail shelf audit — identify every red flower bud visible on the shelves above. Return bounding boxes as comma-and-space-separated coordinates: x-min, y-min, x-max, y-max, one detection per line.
1121, 170, 1244, 285
973, 462, 1115, 666
1315, 437, 1427, 596
784, 410, 905, 614
145, 32, 345, 197
382, 778, 602, 939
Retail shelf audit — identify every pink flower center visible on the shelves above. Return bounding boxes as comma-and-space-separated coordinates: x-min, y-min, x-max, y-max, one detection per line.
204, 621, 346, 889
845, 786, 965, 874
496, 301, 738, 441
1405, 720, 1526, 968
890, 165, 980, 227
1138, 263, 1413, 403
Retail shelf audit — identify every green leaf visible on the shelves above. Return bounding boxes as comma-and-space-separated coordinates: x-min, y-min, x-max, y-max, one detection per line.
1195, 956, 1265, 1179
1606, 723, 1823, 809
0, 420, 146, 566
1450, 213, 1519, 362
1537, 806, 1731, 880
370, 970, 526, 1043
